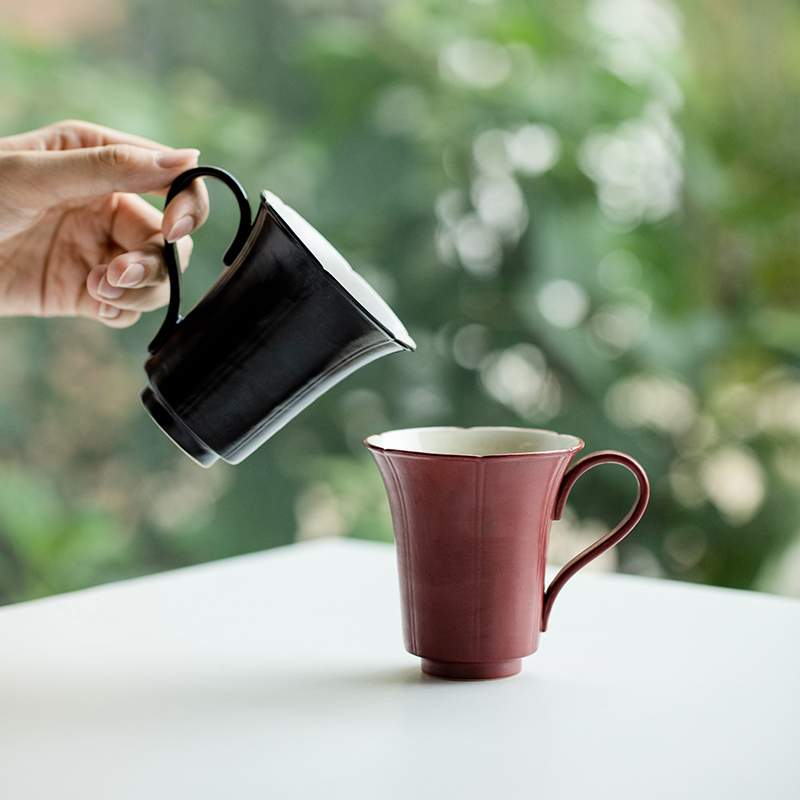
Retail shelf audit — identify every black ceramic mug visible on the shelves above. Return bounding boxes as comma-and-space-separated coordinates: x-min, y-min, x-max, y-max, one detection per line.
141, 167, 415, 467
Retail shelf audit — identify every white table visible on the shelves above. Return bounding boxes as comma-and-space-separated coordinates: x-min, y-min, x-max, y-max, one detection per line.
0, 538, 798, 799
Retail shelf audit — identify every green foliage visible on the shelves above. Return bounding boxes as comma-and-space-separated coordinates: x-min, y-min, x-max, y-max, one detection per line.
2, 0, 800, 601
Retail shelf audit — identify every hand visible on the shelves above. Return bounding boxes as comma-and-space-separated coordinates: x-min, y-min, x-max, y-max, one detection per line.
0, 120, 209, 327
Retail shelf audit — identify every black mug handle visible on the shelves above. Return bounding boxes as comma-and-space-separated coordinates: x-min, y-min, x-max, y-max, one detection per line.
148, 166, 253, 354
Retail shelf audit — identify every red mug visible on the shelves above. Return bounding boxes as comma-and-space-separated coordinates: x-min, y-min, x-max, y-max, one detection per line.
365, 426, 649, 680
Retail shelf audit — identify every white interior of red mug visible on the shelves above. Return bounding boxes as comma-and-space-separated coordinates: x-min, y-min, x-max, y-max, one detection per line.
264, 191, 415, 350
366, 426, 584, 457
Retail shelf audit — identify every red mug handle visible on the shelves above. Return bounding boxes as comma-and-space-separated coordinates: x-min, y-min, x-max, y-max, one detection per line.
541, 451, 650, 631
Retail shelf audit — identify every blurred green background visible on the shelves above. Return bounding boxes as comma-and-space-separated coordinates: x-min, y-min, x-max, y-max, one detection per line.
2, 0, 800, 604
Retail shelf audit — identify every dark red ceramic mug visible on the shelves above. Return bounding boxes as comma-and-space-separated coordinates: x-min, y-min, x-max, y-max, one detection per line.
141, 167, 415, 467
365, 426, 649, 680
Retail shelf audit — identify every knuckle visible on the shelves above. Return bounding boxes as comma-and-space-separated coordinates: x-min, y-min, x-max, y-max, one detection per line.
140, 246, 169, 282
56, 121, 88, 149
99, 143, 136, 170
52, 119, 83, 133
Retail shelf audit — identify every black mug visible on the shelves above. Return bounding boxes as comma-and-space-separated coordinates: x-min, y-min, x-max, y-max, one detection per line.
141, 167, 415, 467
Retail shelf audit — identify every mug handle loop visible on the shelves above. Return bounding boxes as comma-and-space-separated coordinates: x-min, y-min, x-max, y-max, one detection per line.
148, 166, 252, 355
541, 451, 650, 631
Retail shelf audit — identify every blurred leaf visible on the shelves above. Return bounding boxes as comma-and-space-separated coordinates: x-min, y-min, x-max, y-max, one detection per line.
1, 0, 800, 602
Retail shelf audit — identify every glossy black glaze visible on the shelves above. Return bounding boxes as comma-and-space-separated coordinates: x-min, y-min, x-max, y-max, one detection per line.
142, 182, 412, 467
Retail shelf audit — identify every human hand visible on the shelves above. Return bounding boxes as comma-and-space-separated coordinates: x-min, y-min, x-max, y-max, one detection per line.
0, 120, 209, 327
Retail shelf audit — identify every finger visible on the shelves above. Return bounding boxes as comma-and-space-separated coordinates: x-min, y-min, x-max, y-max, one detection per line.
2, 145, 200, 207
103, 247, 164, 291
163, 178, 210, 243
86, 265, 170, 311
0, 119, 184, 154
103, 235, 193, 291
108, 193, 162, 252
97, 305, 142, 329
105, 192, 198, 268
77, 292, 143, 329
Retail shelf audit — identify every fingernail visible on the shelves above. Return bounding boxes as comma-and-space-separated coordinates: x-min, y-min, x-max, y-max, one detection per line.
116, 262, 146, 288
99, 303, 121, 320
98, 276, 125, 300
156, 148, 200, 169
166, 215, 194, 242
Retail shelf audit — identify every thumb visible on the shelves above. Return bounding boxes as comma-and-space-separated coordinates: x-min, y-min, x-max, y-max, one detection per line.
4, 144, 200, 206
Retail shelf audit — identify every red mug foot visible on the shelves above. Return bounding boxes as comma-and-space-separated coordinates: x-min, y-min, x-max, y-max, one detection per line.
421, 658, 522, 680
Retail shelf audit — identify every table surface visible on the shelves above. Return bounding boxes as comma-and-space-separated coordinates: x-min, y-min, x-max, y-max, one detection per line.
0, 537, 798, 800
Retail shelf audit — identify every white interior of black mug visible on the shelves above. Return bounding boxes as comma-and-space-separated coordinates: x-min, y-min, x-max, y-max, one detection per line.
264, 191, 415, 350
366, 426, 583, 456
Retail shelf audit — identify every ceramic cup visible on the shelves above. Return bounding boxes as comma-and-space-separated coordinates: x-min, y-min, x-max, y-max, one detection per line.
365, 426, 649, 680
141, 167, 415, 467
